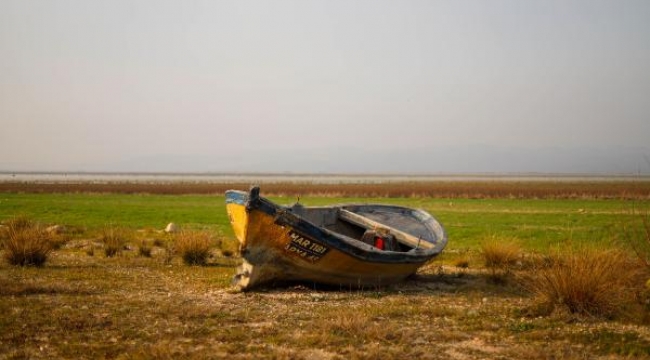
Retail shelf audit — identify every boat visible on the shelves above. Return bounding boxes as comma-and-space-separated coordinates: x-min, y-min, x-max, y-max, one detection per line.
225, 186, 447, 290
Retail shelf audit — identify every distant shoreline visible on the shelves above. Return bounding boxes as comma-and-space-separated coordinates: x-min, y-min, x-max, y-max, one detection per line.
1, 171, 649, 184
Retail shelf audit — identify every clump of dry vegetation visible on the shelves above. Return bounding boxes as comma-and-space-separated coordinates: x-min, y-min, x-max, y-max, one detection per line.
101, 226, 126, 257
1, 216, 53, 267
152, 237, 166, 248
46, 231, 69, 250
481, 236, 522, 282
138, 239, 152, 257
454, 256, 470, 269
219, 237, 238, 258
174, 230, 213, 265
520, 247, 647, 319
452, 249, 472, 269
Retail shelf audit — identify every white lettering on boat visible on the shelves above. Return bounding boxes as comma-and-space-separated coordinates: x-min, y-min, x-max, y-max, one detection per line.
285, 231, 329, 262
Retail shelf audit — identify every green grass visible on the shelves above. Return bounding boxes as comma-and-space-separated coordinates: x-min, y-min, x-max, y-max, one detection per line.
0, 193, 228, 234
1, 194, 648, 253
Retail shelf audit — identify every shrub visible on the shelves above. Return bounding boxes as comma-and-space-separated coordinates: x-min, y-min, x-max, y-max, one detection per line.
101, 227, 126, 257
2, 217, 52, 267
174, 231, 213, 265
520, 247, 646, 319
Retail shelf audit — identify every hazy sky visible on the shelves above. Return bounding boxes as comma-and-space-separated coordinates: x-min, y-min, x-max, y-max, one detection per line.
1, 0, 649, 174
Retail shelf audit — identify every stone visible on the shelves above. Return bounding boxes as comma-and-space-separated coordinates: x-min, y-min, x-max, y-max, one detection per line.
164, 223, 179, 233
46, 225, 66, 234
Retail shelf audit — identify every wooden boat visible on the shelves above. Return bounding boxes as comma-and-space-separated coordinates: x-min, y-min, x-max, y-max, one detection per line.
226, 186, 447, 290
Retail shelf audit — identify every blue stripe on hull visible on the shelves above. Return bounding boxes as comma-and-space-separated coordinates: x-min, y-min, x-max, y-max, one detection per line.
225, 190, 248, 205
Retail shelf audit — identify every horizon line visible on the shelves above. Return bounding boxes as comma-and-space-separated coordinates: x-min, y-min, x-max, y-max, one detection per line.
1, 170, 649, 179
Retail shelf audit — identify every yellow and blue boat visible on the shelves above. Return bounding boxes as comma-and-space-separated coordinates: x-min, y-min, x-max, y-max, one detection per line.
226, 186, 447, 290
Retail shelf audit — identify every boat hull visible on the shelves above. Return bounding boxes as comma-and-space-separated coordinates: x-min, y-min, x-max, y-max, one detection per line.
226, 188, 446, 289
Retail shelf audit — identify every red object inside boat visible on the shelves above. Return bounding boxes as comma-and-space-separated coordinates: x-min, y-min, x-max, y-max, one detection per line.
374, 237, 385, 250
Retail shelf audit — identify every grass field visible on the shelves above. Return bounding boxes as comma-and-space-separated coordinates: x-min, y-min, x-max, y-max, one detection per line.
1, 192, 647, 251
2, 182, 650, 359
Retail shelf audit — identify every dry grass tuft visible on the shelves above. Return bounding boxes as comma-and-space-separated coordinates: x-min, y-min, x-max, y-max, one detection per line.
138, 240, 152, 257
481, 236, 521, 282
101, 227, 126, 257
174, 230, 213, 265
520, 247, 647, 319
1, 217, 53, 266
218, 237, 239, 258
454, 257, 470, 269
481, 237, 522, 269
2, 215, 32, 232
452, 249, 472, 269
152, 238, 166, 248
46, 228, 69, 250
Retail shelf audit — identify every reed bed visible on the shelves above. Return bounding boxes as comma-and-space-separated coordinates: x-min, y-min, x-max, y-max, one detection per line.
1, 180, 649, 199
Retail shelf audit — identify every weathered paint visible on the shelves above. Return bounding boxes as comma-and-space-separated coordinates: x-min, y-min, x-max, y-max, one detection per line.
226, 201, 248, 243
225, 187, 447, 289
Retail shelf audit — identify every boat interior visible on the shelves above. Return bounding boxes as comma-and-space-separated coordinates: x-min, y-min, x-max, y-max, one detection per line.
288, 203, 434, 252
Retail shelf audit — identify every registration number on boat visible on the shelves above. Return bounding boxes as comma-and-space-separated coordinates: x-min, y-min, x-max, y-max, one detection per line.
285, 231, 330, 262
